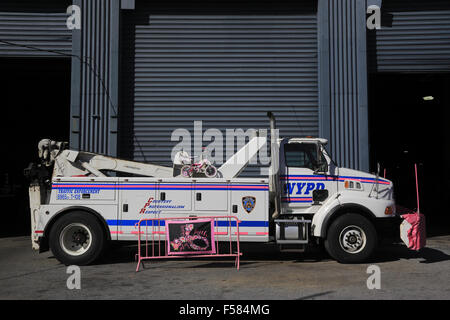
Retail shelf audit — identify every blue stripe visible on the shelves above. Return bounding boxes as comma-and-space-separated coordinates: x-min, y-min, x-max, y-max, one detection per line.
107, 219, 268, 227
281, 175, 389, 184
107, 220, 164, 226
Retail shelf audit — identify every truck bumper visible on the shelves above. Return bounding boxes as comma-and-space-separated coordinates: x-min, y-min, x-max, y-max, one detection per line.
375, 216, 403, 244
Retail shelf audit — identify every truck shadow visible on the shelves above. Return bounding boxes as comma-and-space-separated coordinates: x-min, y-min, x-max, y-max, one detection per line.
92, 242, 450, 266
364, 244, 450, 264
296, 291, 335, 300
95, 242, 332, 266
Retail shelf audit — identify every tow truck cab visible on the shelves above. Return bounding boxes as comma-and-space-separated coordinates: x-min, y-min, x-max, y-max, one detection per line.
272, 136, 398, 262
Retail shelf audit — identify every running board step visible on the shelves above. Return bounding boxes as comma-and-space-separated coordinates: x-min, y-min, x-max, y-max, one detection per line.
278, 244, 307, 252
275, 218, 311, 244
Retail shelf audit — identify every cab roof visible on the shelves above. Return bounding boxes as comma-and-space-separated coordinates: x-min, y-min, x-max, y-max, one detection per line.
285, 137, 328, 145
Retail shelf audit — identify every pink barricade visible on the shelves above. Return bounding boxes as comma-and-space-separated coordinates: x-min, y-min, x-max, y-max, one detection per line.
135, 216, 242, 271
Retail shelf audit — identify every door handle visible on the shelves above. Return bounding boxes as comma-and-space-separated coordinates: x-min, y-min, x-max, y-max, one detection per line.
196, 193, 202, 201
123, 204, 128, 212
160, 192, 166, 201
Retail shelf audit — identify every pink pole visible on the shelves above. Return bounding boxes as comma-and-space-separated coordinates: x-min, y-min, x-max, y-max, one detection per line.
415, 163, 420, 214
136, 222, 141, 271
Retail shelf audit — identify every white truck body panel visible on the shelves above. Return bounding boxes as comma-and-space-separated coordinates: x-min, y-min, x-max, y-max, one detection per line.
39, 177, 269, 243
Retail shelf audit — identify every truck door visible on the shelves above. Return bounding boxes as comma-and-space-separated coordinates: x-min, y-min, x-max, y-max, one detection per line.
194, 181, 228, 212
157, 179, 193, 213
118, 177, 157, 237
280, 141, 336, 213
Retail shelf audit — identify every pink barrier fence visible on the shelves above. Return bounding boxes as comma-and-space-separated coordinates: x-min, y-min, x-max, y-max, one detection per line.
135, 216, 242, 272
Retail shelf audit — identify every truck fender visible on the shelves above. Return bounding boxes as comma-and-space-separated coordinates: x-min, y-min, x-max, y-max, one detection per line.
43, 206, 111, 241
312, 200, 376, 238
311, 196, 341, 238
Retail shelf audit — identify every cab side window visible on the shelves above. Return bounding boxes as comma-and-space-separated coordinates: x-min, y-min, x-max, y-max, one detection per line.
284, 143, 326, 171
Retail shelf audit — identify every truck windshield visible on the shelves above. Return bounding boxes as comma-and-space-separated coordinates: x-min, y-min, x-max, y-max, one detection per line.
284, 143, 326, 170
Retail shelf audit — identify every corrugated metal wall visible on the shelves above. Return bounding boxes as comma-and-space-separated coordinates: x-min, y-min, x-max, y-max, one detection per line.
120, 1, 318, 175
0, 0, 72, 57
368, 0, 450, 73
318, 0, 369, 171
70, 0, 120, 156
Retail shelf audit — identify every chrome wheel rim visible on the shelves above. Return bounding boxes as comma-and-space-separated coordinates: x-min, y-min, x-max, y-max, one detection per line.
59, 223, 92, 256
339, 225, 366, 254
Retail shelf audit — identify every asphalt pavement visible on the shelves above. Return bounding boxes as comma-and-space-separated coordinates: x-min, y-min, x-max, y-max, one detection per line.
0, 235, 449, 300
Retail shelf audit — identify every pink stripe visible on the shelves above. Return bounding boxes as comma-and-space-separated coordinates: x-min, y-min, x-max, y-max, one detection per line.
54, 184, 268, 189
53, 185, 116, 188
234, 232, 248, 235
110, 231, 123, 234
122, 185, 157, 188
196, 186, 267, 189
153, 231, 165, 235
160, 186, 191, 188
338, 178, 390, 185
256, 232, 269, 235
229, 186, 268, 189
214, 232, 228, 235
131, 231, 144, 235
281, 177, 325, 180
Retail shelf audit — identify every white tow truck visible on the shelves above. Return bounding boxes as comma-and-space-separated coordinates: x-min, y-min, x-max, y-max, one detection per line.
25, 113, 399, 265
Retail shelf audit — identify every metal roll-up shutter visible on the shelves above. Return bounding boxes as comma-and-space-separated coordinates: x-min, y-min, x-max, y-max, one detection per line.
120, 1, 318, 176
0, 0, 72, 57
368, 0, 450, 73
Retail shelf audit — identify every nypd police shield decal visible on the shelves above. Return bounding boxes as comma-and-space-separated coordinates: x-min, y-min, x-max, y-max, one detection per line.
242, 196, 256, 214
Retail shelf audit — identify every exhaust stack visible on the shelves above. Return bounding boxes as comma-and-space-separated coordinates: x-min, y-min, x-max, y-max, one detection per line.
267, 112, 281, 218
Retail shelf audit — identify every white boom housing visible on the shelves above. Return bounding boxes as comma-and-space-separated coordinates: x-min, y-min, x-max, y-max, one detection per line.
53, 149, 173, 178
218, 136, 267, 179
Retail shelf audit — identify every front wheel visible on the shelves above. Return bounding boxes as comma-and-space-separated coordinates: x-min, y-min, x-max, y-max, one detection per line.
204, 165, 217, 178
324, 213, 377, 263
49, 212, 106, 265
181, 165, 193, 177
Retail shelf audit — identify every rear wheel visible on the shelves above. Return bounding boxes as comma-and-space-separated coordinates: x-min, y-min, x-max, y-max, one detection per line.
204, 165, 217, 178
324, 213, 377, 263
49, 212, 106, 265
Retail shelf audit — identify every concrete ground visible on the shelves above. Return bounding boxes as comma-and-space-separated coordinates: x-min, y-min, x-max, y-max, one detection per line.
0, 235, 449, 300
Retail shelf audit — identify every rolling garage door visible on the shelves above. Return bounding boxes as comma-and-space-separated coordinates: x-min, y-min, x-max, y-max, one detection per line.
120, 1, 318, 175
0, 0, 72, 57
368, 0, 450, 72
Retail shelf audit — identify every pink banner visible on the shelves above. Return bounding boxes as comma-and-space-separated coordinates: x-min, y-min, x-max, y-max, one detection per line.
166, 219, 216, 255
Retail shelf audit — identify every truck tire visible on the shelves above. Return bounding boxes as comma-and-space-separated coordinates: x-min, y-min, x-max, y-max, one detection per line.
49, 212, 106, 266
324, 213, 377, 263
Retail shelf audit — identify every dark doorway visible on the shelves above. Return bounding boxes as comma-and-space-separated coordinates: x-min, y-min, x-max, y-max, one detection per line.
369, 73, 450, 235
0, 58, 71, 237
